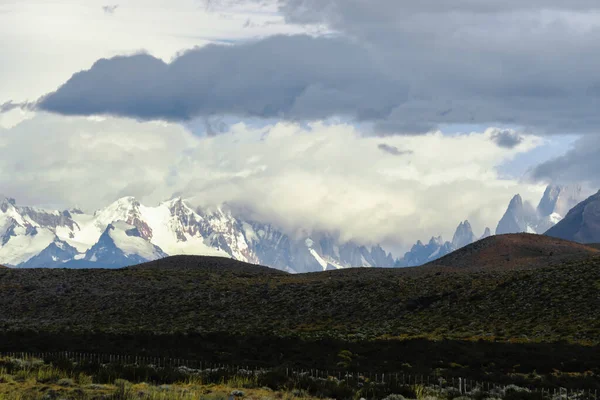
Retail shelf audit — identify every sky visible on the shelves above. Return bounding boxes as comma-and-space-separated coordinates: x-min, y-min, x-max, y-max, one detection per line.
1, 0, 599, 252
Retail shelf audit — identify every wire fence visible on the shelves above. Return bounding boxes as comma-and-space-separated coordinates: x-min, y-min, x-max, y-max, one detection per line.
1, 351, 598, 400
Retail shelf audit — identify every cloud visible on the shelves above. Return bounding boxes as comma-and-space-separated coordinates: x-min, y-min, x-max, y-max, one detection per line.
0, 113, 544, 250
0, 113, 196, 209
490, 129, 524, 149
377, 143, 413, 156
34, 1, 600, 134
37, 35, 407, 124
0, 100, 34, 113
530, 135, 600, 188
102, 4, 119, 14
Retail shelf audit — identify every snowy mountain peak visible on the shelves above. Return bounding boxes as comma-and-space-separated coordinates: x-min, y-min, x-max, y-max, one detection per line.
94, 196, 152, 240
0, 195, 396, 272
83, 221, 167, 267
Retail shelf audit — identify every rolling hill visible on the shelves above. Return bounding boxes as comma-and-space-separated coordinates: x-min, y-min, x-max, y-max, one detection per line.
425, 233, 600, 270
0, 246, 598, 344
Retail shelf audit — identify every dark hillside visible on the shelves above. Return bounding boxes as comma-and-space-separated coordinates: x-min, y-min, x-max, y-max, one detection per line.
0, 252, 599, 385
0, 253, 598, 343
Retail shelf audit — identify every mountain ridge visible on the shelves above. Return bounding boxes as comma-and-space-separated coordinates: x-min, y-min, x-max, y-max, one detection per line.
0, 195, 395, 272
545, 190, 600, 244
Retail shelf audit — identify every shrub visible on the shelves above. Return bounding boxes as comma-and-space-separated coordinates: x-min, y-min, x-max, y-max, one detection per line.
57, 378, 75, 387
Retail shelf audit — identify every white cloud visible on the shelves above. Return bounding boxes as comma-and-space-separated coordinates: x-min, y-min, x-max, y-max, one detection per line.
0, 113, 545, 250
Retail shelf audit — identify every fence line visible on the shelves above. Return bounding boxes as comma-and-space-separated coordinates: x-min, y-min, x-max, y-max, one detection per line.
1, 351, 598, 400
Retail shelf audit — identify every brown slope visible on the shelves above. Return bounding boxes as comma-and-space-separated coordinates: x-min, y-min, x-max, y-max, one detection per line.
425, 233, 600, 271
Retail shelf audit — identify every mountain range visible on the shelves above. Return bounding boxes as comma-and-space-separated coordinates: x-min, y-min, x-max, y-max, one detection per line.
397, 184, 588, 266
0, 184, 595, 271
0, 196, 394, 272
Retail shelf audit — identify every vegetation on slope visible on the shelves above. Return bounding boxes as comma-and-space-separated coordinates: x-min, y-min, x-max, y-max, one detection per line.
0, 254, 599, 344
1, 247, 599, 388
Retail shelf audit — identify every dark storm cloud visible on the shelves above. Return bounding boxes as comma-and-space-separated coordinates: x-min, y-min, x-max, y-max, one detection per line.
38, 35, 407, 122
531, 136, 600, 186
35, 0, 600, 134
377, 143, 413, 156
490, 130, 524, 149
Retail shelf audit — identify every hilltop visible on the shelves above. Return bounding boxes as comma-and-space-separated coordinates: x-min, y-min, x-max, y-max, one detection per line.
129, 254, 286, 275
425, 233, 600, 270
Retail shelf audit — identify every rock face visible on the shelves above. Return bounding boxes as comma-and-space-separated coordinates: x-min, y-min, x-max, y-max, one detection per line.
495, 194, 539, 235
545, 190, 600, 244
452, 220, 477, 249
0, 196, 395, 272
537, 185, 584, 219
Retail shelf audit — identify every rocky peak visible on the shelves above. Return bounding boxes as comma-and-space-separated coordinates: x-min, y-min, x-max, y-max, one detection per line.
95, 197, 152, 240
496, 194, 537, 235
452, 220, 476, 249
537, 184, 584, 218
480, 227, 491, 240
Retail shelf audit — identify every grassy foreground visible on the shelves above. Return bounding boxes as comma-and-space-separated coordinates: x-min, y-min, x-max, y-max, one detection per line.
0, 356, 595, 400
0, 356, 315, 400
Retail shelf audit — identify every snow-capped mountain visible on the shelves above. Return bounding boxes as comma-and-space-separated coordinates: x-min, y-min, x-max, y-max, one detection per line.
18, 239, 79, 269
0, 196, 394, 272
496, 185, 587, 235
396, 220, 488, 267
83, 221, 168, 267
0, 197, 78, 266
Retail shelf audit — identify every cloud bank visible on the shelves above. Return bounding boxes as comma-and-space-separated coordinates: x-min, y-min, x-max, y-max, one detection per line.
0, 114, 543, 249
23, 0, 600, 134
38, 35, 406, 123
531, 135, 600, 188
